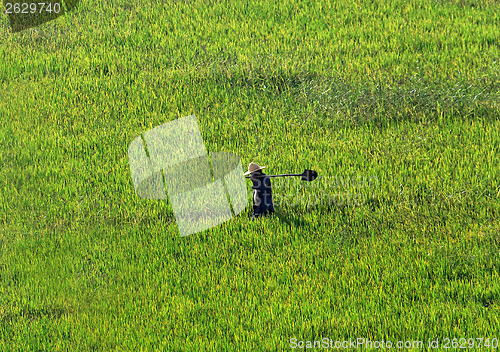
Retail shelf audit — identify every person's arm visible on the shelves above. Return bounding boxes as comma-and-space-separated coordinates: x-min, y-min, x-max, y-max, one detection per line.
264, 176, 272, 188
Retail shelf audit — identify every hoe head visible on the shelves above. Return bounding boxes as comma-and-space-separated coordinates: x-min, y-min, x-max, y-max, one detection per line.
302, 169, 318, 181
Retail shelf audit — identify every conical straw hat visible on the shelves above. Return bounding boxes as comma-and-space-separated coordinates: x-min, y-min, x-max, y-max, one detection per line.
244, 162, 266, 175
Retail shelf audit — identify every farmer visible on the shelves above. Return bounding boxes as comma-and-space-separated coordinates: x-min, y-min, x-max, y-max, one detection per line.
244, 162, 275, 219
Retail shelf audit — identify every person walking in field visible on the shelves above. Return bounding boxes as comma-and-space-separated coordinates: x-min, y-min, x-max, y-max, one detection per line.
244, 162, 275, 220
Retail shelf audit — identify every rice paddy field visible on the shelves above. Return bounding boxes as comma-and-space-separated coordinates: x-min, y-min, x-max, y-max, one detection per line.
1, 0, 500, 350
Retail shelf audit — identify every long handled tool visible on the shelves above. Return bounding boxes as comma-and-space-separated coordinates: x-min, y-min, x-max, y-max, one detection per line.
245, 169, 318, 181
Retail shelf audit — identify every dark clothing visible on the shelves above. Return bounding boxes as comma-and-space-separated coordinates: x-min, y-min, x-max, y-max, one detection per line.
250, 172, 275, 218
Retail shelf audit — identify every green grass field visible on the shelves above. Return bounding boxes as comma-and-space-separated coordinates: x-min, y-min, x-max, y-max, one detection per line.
1, 0, 499, 350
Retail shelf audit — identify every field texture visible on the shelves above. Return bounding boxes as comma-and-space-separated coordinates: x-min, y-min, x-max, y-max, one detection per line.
1, 0, 500, 350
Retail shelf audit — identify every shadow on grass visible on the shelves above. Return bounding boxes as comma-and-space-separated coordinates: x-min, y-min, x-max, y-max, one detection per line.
204, 65, 500, 127
273, 210, 309, 228
0, 305, 70, 323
